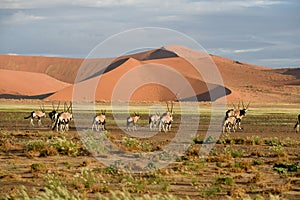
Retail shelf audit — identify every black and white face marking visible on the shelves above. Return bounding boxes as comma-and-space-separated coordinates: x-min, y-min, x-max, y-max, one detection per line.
126, 113, 140, 131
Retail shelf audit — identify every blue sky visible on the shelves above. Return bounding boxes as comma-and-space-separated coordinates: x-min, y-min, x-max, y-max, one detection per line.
0, 0, 299, 68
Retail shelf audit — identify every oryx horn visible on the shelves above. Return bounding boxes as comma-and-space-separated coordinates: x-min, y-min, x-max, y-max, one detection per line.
57, 101, 60, 111
246, 101, 250, 109
232, 102, 236, 110
166, 101, 170, 112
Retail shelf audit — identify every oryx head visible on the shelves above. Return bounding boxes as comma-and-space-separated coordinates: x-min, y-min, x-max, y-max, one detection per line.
240, 101, 250, 116
133, 112, 140, 121
64, 101, 73, 113
100, 109, 106, 116
49, 101, 60, 120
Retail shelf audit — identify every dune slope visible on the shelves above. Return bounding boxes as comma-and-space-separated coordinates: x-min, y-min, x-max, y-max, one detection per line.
0, 69, 70, 98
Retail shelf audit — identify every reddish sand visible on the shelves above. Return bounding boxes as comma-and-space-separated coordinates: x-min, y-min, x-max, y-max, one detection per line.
46, 57, 225, 102
0, 46, 299, 102
0, 69, 70, 97
0, 55, 83, 83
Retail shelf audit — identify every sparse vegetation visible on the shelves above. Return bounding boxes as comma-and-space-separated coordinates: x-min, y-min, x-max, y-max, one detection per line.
25, 136, 80, 157
0, 102, 300, 199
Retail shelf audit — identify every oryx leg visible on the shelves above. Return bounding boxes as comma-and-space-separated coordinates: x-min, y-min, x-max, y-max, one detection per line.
168, 123, 172, 131
92, 119, 98, 131
235, 118, 242, 130
101, 122, 106, 131
30, 118, 34, 126
60, 123, 64, 132
162, 123, 167, 132
37, 117, 42, 126
96, 123, 100, 131
150, 121, 155, 131
92, 123, 95, 131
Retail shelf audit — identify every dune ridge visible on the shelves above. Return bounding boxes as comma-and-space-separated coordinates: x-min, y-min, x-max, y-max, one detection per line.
0, 46, 299, 102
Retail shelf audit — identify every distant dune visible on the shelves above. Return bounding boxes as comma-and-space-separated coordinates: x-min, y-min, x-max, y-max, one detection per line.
0, 69, 70, 99
0, 55, 83, 83
0, 46, 299, 102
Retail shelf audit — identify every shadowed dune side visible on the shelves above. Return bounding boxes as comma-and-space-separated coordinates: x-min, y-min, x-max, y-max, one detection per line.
275, 68, 300, 85
276, 68, 300, 79
0, 93, 55, 100
46, 57, 230, 102
78, 49, 179, 82
81, 58, 130, 82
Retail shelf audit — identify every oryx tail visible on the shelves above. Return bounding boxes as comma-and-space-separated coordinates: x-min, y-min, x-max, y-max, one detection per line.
24, 105, 46, 127
294, 114, 300, 133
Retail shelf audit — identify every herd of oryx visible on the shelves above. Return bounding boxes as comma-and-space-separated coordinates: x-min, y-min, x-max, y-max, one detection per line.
24, 102, 73, 132
222, 101, 250, 133
23, 101, 174, 133
24, 101, 300, 133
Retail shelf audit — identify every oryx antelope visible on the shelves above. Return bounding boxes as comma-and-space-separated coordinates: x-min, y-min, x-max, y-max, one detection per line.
53, 102, 73, 132
149, 112, 161, 131
126, 112, 140, 131
49, 101, 60, 129
160, 101, 174, 132
222, 116, 236, 133
294, 114, 300, 133
24, 105, 46, 126
92, 110, 106, 131
225, 101, 250, 131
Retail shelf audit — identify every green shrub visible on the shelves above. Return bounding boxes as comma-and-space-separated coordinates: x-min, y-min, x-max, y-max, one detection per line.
252, 159, 263, 166
215, 176, 235, 185
25, 137, 79, 157
51, 137, 78, 156
123, 136, 138, 147
31, 163, 45, 172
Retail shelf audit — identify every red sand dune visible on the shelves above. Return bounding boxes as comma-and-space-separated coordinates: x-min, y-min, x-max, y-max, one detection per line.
0, 69, 70, 97
1, 46, 299, 102
46, 57, 227, 102
0, 55, 83, 83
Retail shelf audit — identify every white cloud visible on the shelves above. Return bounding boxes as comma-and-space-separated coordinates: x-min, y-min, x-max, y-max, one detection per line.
208, 47, 265, 55
155, 15, 181, 22
234, 48, 265, 53
241, 0, 286, 7
3, 11, 45, 24
0, 0, 288, 10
